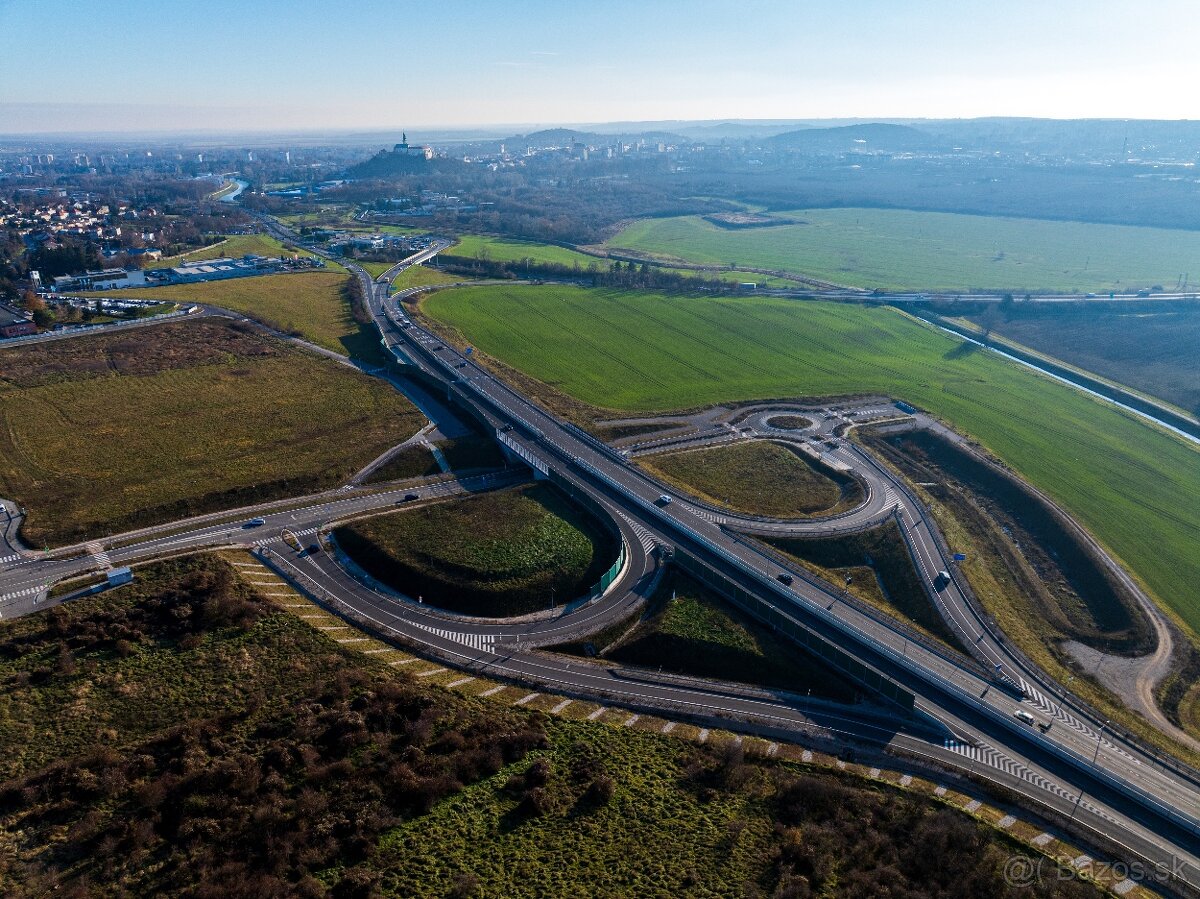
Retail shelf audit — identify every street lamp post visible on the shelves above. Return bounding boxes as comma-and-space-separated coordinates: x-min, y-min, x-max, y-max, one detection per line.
1093, 720, 1109, 766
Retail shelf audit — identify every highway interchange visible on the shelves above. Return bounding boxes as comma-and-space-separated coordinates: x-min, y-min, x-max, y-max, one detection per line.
2, 227, 1199, 895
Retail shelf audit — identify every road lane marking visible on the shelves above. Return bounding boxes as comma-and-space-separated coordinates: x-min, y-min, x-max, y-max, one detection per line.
514, 692, 540, 705
586, 706, 607, 720
416, 666, 447, 677
549, 699, 572, 714
447, 677, 476, 688
480, 684, 507, 697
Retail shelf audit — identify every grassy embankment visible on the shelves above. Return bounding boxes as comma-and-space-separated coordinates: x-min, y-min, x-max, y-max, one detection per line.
956, 301, 1200, 417
275, 205, 362, 228
335, 483, 618, 617
0, 320, 423, 546
862, 429, 1200, 757
421, 285, 1200, 640
389, 264, 465, 292
365, 434, 507, 483
158, 232, 320, 266
767, 521, 965, 652
354, 261, 465, 290
606, 207, 1200, 293
358, 260, 393, 279
641, 440, 862, 519
559, 568, 858, 701
83, 269, 383, 361
0, 555, 1102, 898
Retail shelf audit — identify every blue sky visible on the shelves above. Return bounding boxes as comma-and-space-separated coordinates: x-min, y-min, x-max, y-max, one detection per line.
2, 0, 1197, 133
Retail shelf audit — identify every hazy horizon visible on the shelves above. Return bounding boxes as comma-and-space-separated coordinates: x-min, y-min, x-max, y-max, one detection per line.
3, 0, 1197, 135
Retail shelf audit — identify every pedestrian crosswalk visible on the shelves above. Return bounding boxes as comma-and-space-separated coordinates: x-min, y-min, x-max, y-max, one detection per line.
254, 525, 319, 549
0, 553, 21, 565
0, 584, 47, 604
86, 541, 111, 569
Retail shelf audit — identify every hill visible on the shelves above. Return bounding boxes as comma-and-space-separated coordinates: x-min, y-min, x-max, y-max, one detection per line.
348, 148, 460, 179
768, 122, 937, 153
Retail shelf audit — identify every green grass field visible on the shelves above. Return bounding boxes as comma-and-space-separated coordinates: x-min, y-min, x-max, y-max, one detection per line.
452, 234, 599, 267
957, 302, 1200, 416
423, 285, 1200, 633
160, 233, 315, 265
452, 233, 800, 287
389, 263, 465, 291
642, 440, 860, 518
335, 483, 617, 617
83, 271, 380, 359
0, 320, 424, 545
606, 208, 1200, 292
358, 260, 394, 279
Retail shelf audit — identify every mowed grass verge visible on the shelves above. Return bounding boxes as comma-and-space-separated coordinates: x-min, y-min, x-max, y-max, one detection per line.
0, 319, 424, 546
606, 207, 1200, 293
642, 440, 862, 518
335, 483, 619, 617
422, 285, 1200, 633
83, 270, 381, 360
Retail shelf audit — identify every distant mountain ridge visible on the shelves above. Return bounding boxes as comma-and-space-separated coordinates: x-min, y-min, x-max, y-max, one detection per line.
768, 123, 937, 152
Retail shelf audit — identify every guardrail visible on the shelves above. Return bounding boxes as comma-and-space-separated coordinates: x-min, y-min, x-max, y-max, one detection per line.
377, 271, 1200, 844
0, 307, 193, 347
566, 454, 1200, 841
864, 431, 1200, 793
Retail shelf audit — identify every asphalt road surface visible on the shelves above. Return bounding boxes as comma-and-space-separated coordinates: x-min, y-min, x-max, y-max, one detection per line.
3, 228, 1198, 893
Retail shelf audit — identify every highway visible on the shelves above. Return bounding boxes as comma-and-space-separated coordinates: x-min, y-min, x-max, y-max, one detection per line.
3, 223, 1198, 893
353, 248, 1200, 891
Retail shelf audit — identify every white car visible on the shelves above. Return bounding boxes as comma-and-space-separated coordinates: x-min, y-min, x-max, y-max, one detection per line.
1013, 710, 1036, 726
